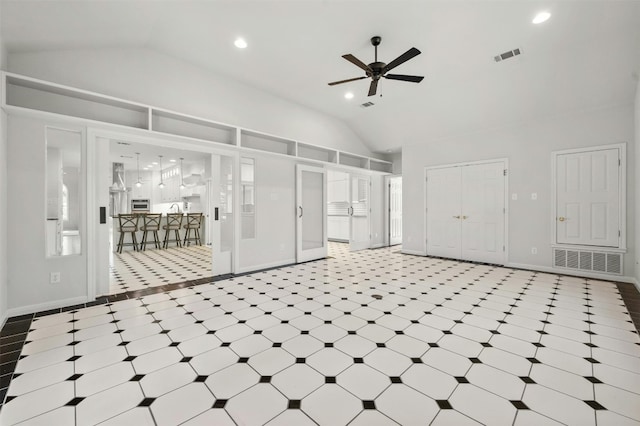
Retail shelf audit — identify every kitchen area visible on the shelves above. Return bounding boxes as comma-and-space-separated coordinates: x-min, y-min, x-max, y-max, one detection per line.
109, 140, 211, 251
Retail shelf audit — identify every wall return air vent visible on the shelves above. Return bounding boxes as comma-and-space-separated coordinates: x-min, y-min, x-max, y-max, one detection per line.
360, 101, 375, 108
553, 248, 622, 275
494, 48, 521, 62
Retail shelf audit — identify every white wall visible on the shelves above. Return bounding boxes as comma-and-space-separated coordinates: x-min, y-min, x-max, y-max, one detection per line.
8, 47, 373, 158
7, 116, 88, 312
0, 9, 8, 324
403, 104, 636, 278
635, 77, 640, 284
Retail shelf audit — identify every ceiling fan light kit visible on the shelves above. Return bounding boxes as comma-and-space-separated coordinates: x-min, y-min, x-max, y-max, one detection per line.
328, 36, 424, 96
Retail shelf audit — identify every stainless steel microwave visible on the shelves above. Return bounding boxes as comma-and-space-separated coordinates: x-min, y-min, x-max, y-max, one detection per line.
131, 199, 150, 213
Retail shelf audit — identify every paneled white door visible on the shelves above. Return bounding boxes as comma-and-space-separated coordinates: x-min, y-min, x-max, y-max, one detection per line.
460, 162, 505, 264
426, 167, 462, 259
426, 161, 506, 264
389, 177, 403, 246
349, 174, 371, 251
296, 165, 327, 262
556, 148, 620, 247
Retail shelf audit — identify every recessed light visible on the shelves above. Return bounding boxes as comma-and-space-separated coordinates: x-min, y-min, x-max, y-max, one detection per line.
532, 11, 551, 24
143, 167, 149, 170
344, 92, 354, 100
169, 159, 176, 163
152, 162, 158, 165
147, 164, 154, 168
234, 38, 248, 49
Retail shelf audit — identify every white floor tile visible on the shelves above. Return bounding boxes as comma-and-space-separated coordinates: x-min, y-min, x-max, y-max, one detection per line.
225, 384, 287, 425
375, 384, 439, 425
150, 382, 215, 426
76, 381, 143, 426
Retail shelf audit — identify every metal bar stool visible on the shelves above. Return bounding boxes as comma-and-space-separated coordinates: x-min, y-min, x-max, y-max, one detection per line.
117, 214, 139, 254
163, 213, 184, 249
183, 212, 203, 246
140, 213, 162, 250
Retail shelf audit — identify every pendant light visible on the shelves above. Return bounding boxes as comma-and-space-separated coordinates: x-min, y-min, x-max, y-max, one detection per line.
158, 155, 165, 189
135, 152, 142, 188
179, 157, 186, 190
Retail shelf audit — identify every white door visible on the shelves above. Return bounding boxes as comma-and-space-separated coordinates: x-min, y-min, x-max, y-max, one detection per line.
426, 161, 506, 264
556, 148, 620, 247
426, 167, 462, 259
212, 154, 234, 275
460, 162, 505, 264
296, 164, 327, 262
389, 176, 403, 246
349, 174, 371, 251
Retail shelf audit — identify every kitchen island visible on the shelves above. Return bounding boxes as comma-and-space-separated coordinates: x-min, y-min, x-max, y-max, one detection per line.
110, 212, 206, 252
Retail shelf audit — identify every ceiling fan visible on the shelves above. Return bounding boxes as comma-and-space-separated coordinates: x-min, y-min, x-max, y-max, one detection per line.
328, 36, 424, 97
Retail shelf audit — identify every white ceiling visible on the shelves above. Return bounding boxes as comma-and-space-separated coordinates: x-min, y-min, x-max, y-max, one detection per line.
2, 0, 640, 153
109, 139, 209, 171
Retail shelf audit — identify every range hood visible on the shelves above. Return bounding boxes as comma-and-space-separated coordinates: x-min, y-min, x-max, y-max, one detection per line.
110, 162, 128, 193
183, 173, 205, 186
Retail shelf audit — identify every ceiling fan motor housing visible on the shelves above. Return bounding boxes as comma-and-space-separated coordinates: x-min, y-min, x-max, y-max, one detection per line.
367, 62, 387, 79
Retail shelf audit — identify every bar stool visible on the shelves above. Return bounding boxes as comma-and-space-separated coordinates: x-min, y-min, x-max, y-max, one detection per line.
117, 214, 139, 254
163, 213, 184, 249
183, 213, 203, 246
140, 213, 162, 250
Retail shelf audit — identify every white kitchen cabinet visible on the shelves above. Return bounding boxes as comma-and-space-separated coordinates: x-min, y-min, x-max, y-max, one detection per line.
328, 216, 349, 241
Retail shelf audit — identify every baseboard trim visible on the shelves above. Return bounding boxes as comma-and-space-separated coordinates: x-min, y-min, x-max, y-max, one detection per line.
506, 262, 636, 284
401, 249, 425, 256
6, 296, 89, 318
236, 258, 297, 275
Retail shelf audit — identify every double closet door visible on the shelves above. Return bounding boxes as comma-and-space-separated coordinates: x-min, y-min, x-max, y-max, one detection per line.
426, 161, 506, 264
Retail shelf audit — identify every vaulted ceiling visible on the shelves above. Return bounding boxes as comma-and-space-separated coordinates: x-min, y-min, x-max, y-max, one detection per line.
2, 0, 639, 154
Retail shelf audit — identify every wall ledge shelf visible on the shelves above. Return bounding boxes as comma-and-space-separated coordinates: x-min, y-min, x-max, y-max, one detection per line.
2, 71, 393, 173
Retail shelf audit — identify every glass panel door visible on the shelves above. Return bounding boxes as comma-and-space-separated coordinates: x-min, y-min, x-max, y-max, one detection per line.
212, 154, 234, 275
296, 164, 327, 262
350, 174, 370, 251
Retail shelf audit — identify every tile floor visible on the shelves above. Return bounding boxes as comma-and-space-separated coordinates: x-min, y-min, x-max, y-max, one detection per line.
1, 243, 640, 425
109, 245, 212, 295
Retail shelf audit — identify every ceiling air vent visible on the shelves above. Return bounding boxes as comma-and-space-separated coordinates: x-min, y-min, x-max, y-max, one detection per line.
494, 48, 521, 62
360, 101, 375, 108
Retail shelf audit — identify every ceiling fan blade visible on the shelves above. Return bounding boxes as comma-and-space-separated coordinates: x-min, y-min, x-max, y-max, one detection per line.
383, 47, 421, 73
368, 79, 379, 97
384, 74, 424, 83
342, 54, 372, 72
328, 76, 368, 86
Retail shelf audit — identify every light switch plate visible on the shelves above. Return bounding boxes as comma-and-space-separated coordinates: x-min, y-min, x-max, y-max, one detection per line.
531, 193, 537, 200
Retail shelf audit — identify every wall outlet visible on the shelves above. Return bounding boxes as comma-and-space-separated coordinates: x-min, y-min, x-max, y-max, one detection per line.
50, 272, 61, 284
531, 193, 537, 200
531, 247, 537, 255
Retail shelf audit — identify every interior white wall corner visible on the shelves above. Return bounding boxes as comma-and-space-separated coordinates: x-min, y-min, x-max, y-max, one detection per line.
635, 75, 640, 284
0, 3, 9, 325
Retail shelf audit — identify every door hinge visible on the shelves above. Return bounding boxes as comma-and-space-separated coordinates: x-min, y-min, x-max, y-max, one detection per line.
503, 207, 505, 214
503, 245, 505, 251
619, 159, 621, 166
503, 169, 507, 176
619, 230, 621, 237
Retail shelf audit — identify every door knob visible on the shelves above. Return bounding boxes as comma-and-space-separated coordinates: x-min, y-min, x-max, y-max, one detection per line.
558, 216, 566, 222
462, 215, 468, 219
453, 215, 460, 219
